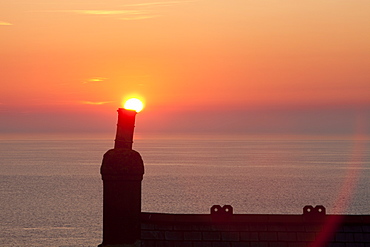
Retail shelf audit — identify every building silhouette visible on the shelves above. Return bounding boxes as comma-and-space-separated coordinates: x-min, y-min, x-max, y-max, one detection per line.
99, 108, 370, 247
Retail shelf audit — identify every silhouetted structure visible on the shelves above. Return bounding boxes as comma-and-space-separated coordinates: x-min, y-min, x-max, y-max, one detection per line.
99, 109, 370, 247
141, 205, 370, 246
99, 108, 144, 247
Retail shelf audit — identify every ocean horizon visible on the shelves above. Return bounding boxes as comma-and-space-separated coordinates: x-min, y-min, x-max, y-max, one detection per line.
1, 135, 369, 246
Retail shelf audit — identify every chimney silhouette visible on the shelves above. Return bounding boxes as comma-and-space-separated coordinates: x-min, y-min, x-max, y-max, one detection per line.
99, 108, 144, 247
114, 108, 137, 149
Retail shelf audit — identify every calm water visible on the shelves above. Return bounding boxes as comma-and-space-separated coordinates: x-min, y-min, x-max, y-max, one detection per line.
0, 136, 369, 246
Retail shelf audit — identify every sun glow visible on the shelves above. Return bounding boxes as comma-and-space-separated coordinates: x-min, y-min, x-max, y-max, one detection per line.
123, 98, 144, 112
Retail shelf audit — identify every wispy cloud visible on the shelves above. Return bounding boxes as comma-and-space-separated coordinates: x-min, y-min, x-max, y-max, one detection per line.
61, 10, 146, 15
57, 9, 153, 20
52, 0, 198, 21
83, 77, 108, 84
80, 101, 113, 105
119, 15, 161, 21
0, 21, 12, 26
123, 0, 198, 7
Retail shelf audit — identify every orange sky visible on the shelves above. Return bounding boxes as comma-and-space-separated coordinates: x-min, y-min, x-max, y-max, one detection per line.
0, 0, 369, 137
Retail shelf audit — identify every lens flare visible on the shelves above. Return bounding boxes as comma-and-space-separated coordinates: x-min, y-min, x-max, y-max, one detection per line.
123, 98, 144, 112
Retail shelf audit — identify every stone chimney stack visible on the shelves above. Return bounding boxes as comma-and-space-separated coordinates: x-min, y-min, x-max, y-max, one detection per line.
99, 108, 144, 247
114, 108, 137, 149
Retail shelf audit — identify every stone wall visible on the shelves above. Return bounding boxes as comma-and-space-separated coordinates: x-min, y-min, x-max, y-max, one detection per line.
140, 206, 370, 247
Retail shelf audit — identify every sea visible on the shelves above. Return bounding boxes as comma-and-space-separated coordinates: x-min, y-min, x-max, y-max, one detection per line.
0, 135, 369, 246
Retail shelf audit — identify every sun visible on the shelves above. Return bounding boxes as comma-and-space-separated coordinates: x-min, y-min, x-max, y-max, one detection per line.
123, 98, 144, 112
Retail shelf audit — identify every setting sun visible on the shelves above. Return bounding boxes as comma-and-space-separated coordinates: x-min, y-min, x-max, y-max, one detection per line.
123, 98, 144, 112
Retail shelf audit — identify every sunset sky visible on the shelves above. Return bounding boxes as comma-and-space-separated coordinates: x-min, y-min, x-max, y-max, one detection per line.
1, 0, 369, 138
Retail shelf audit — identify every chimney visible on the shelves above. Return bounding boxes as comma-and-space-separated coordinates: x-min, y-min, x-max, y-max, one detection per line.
114, 108, 137, 149
99, 108, 144, 247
